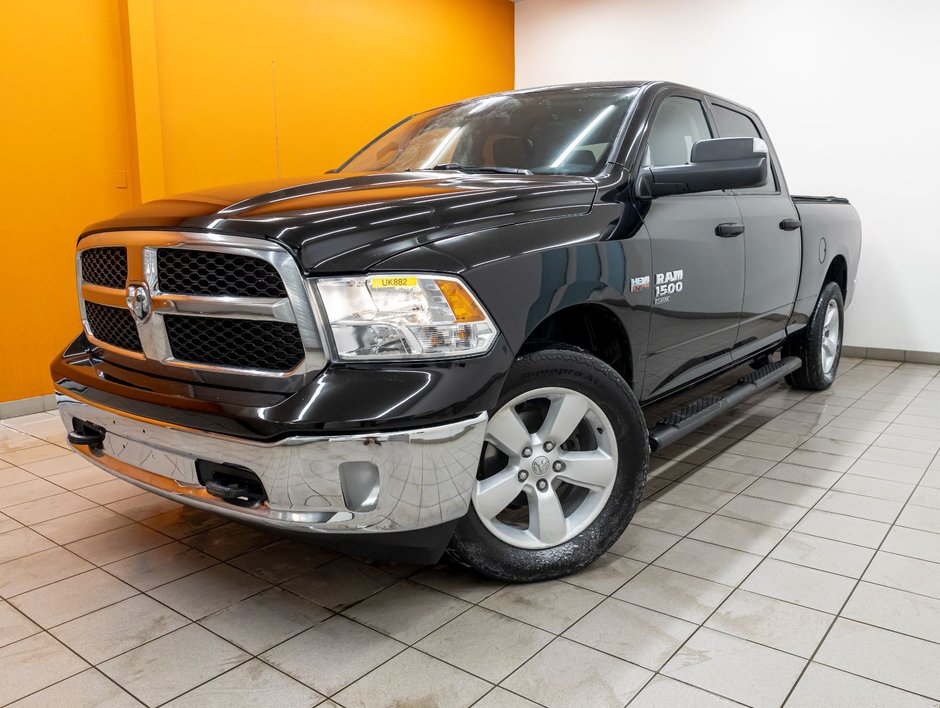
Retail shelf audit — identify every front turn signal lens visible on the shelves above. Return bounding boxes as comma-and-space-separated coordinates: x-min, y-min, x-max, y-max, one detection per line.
435, 279, 486, 323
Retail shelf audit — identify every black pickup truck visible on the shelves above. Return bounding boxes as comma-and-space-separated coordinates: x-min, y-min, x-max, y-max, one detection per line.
53, 81, 861, 581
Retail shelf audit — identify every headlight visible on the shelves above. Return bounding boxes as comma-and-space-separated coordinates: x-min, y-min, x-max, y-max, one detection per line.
315, 274, 498, 360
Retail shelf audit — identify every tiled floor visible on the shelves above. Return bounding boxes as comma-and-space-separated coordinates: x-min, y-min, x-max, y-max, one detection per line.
2, 356, 940, 707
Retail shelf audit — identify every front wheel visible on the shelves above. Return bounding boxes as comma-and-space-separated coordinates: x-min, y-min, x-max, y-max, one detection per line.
785, 281, 844, 390
449, 348, 648, 582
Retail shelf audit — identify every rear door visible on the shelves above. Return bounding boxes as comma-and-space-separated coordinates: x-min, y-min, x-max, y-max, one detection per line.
708, 101, 801, 360
639, 94, 746, 399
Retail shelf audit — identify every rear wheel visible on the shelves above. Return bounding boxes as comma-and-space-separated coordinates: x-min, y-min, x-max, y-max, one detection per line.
449, 348, 648, 582
785, 281, 844, 390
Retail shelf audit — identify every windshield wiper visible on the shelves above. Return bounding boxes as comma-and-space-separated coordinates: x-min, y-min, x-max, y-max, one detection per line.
423, 163, 533, 175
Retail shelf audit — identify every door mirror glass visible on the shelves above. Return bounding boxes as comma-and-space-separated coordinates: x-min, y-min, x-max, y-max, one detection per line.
638, 137, 768, 198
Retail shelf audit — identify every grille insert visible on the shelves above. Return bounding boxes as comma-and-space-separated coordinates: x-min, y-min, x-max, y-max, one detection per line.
157, 249, 287, 298
81, 247, 127, 288
165, 315, 304, 371
85, 302, 142, 352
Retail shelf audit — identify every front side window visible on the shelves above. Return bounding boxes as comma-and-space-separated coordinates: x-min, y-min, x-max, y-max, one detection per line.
646, 97, 712, 167
339, 88, 638, 176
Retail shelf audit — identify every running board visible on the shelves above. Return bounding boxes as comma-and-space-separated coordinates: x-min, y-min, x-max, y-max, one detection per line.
648, 356, 802, 452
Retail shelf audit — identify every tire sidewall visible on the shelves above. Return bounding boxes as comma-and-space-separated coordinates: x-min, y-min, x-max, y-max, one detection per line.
809, 282, 844, 388
450, 348, 649, 582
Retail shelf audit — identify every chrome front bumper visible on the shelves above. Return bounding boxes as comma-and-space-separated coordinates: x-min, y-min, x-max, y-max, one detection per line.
56, 393, 487, 534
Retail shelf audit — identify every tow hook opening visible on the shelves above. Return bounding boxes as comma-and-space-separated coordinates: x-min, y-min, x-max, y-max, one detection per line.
68, 418, 106, 452
196, 460, 268, 508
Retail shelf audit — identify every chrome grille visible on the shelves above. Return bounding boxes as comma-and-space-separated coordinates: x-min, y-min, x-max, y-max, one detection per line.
157, 249, 287, 298
76, 232, 325, 377
84, 302, 143, 352
80, 247, 127, 288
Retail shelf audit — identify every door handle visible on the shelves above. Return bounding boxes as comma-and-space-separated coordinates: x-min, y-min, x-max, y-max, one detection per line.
715, 223, 745, 237
779, 218, 802, 231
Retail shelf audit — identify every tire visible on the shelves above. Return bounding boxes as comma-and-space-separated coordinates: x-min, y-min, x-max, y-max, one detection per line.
449, 348, 649, 582
785, 281, 844, 390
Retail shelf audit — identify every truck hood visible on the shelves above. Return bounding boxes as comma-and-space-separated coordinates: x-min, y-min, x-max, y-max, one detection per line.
85, 172, 597, 273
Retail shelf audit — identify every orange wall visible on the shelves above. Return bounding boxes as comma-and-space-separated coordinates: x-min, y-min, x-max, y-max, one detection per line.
0, 0, 514, 403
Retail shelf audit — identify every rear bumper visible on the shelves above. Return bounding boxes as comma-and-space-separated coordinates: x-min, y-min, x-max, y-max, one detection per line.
57, 392, 486, 561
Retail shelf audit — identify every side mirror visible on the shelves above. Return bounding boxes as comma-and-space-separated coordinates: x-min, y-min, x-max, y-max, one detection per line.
637, 137, 768, 198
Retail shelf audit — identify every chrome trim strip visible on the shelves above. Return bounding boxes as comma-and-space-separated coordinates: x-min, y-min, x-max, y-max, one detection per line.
76, 231, 326, 377
57, 393, 485, 533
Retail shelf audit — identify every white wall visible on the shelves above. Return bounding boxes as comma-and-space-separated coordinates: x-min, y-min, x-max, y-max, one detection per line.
516, 0, 940, 353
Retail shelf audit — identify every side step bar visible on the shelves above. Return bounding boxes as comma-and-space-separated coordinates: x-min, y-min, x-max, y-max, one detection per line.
648, 356, 802, 452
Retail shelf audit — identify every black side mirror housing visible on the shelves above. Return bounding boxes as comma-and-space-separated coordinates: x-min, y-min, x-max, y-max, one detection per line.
637, 137, 769, 198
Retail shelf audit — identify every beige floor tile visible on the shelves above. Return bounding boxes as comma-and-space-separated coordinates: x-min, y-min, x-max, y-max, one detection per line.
31, 506, 133, 545
654, 538, 762, 585
163, 659, 322, 708
864, 551, 940, 600
200, 586, 331, 654
726, 440, 792, 461
770, 532, 875, 578
608, 524, 681, 562
786, 662, 938, 708
881, 526, 940, 564
662, 627, 805, 708
815, 618, 940, 700
762, 462, 842, 489
335, 647, 489, 708
799, 435, 868, 458
743, 478, 828, 508
564, 597, 696, 670
0, 633, 89, 705
815, 490, 903, 523
614, 565, 733, 624
848, 458, 925, 484
0, 600, 40, 648
106, 493, 182, 521
227, 538, 337, 584
99, 624, 249, 707
148, 563, 270, 620
262, 615, 404, 696
911, 486, 940, 510
502, 637, 651, 708
843, 581, 940, 644
630, 500, 710, 535
75, 480, 146, 505
793, 509, 890, 548
481, 579, 604, 634
652, 483, 735, 513
742, 559, 856, 614
689, 514, 787, 556
834, 473, 915, 502
0, 512, 21, 534
0, 443, 72, 467
10, 568, 136, 628
410, 563, 505, 604
862, 446, 934, 470
706, 589, 832, 657
629, 674, 740, 708
19, 453, 93, 478
66, 524, 172, 565
141, 506, 228, 539
717, 495, 806, 529
473, 688, 541, 708
704, 451, 777, 475
0, 478, 65, 509
416, 605, 552, 682
783, 449, 855, 472
0, 467, 36, 488
898, 505, 940, 535
181, 521, 277, 561
50, 594, 189, 664
9, 668, 143, 708
560, 552, 644, 595
45, 465, 113, 490
3, 491, 97, 525
0, 547, 94, 597
0, 526, 55, 563
681, 465, 757, 493
281, 556, 398, 611
103, 541, 217, 591
648, 457, 697, 480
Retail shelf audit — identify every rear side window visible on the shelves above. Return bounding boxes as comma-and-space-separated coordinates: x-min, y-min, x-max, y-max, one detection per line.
646, 97, 712, 167
712, 104, 777, 193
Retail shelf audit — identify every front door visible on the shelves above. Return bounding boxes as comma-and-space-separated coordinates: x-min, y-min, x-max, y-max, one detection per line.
639, 95, 746, 399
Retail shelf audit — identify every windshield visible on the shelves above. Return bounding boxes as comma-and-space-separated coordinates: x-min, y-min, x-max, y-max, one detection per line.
338, 87, 638, 176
